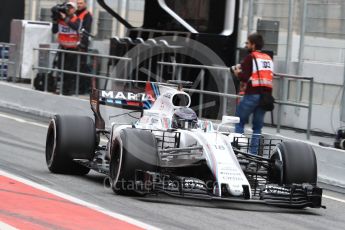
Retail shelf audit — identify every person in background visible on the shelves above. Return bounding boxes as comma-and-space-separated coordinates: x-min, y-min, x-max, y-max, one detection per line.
52, 1, 80, 95
233, 33, 274, 155
76, 0, 93, 94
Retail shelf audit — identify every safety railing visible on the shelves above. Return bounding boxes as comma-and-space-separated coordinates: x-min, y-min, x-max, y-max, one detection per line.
0, 43, 16, 81
32, 47, 133, 96
32, 48, 314, 139
274, 73, 314, 139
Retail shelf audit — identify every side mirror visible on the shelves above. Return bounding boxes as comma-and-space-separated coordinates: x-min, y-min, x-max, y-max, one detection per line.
221, 116, 240, 124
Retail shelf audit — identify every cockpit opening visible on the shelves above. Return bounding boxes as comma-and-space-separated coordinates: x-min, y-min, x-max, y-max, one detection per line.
172, 93, 190, 107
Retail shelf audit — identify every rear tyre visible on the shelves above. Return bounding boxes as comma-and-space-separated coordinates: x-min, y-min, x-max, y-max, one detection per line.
45, 115, 96, 175
269, 141, 317, 185
110, 129, 158, 195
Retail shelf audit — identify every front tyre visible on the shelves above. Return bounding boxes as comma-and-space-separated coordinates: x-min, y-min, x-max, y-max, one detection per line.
110, 129, 159, 195
269, 141, 317, 185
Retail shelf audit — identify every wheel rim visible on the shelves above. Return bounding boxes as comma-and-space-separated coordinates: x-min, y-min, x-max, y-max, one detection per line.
270, 147, 284, 184
46, 120, 57, 167
111, 138, 123, 189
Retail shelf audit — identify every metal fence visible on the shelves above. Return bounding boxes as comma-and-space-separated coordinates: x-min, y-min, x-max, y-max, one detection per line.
274, 73, 314, 139
32, 47, 132, 96
32, 47, 314, 139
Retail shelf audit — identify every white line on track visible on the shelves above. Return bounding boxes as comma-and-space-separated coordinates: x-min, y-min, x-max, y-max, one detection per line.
323, 195, 345, 204
0, 82, 89, 102
0, 170, 159, 230
0, 112, 47, 128
0, 112, 109, 142
0, 221, 18, 230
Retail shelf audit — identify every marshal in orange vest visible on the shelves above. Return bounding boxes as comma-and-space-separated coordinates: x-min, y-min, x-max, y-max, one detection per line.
57, 15, 80, 49
250, 51, 274, 88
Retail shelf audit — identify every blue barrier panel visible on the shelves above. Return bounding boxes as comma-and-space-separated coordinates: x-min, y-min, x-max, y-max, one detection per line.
0, 46, 9, 79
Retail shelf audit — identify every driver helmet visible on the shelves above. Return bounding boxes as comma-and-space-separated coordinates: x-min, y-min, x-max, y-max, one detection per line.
172, 108, 198, 129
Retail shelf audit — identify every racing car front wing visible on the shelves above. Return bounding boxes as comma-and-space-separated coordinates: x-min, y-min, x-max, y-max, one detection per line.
135, 170, 325, 209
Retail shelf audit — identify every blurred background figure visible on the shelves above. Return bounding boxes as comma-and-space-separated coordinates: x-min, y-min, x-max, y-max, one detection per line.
76, 0, 93, 94
52, 1, 80, 95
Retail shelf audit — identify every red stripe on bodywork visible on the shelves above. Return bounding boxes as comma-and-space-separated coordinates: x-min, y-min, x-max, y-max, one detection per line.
145, 82, 156, 102
127, 101, 141, 106
0, 176, 144, 230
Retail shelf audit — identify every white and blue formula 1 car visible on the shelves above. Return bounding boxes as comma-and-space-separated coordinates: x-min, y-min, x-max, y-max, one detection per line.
45, 81, 324, 209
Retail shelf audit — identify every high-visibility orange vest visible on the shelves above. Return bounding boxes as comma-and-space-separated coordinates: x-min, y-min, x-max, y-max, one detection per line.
250, 51, 274, 88
57, 15, 80, 49
77, 9, 89, 23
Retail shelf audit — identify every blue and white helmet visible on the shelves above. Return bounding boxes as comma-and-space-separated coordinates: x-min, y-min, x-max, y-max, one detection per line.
172, 108, 198, 129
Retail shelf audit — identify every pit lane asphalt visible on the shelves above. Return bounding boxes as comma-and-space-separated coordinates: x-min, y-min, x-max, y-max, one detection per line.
0, 110, 345, 230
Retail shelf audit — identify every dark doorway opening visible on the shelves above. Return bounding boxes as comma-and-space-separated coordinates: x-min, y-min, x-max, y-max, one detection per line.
0, 0, 25, 42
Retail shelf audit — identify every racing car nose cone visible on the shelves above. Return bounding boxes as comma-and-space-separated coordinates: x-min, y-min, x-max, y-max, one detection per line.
228, 184, 244, 196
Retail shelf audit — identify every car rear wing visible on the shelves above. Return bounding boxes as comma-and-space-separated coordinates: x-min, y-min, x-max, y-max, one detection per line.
90, 82, 160, 129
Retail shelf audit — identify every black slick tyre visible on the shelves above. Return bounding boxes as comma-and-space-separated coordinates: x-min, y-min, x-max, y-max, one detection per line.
269, 141, 317, 185
45, 115, 96, 175
110, 129, 158, 195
